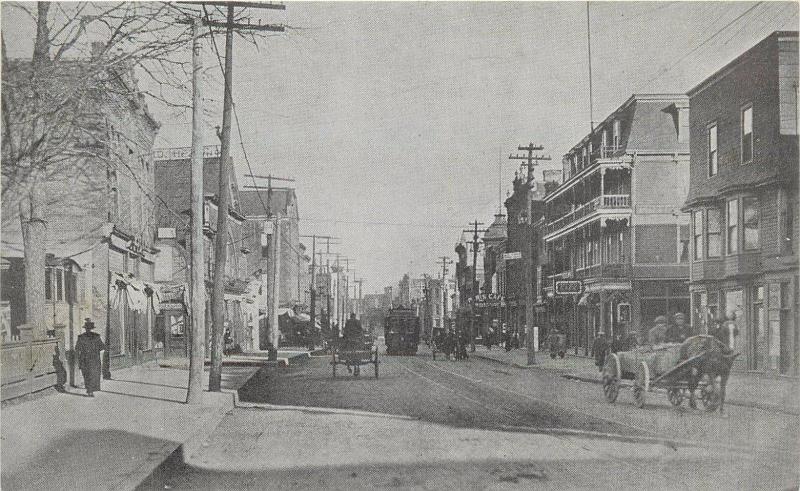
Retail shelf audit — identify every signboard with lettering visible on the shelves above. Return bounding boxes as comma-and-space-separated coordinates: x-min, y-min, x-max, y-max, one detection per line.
503, 252, 522, 261
554, 280, 584, 296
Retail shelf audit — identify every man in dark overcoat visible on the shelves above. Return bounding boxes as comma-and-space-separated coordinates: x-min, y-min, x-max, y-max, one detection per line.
75, 318, 105, 397
592, 331, 609, 372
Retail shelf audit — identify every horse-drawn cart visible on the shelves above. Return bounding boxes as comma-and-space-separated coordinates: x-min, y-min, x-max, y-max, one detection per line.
602, 335, 737, 411
331, 339, 379, 379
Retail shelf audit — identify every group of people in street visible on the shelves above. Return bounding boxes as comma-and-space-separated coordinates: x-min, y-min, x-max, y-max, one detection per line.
434, 325, 470, 361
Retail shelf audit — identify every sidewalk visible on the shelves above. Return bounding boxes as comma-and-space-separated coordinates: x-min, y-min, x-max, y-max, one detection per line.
473, 346, 800, 415
1, 360, 260, 491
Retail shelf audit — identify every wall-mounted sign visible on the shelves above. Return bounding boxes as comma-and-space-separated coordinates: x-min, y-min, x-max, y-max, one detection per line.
554, 280, 584, 296
503, 252, 522, 261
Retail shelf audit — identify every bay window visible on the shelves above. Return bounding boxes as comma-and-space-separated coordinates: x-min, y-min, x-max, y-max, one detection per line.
743, 197, 759, 250
726, 199, 738, 254
706, 208, 722, 258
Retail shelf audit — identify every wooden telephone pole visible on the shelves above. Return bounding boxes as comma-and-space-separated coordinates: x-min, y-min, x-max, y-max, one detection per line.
437, 256, 453, 323
300, 234, 337, 338
463, 221, 487, 350
508, 142, 551, 365
187, 17, 206, 404
199, 1, 285, 392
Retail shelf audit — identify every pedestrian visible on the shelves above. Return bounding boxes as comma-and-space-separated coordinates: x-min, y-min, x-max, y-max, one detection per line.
592, 331, 609, 372
665, 312, 690, 343
502, 323, 512, 352
75, 318, 105, 397
647, 315, 668, 345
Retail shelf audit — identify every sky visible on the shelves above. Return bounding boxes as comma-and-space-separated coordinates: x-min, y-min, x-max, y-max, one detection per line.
2, 1, 798, 294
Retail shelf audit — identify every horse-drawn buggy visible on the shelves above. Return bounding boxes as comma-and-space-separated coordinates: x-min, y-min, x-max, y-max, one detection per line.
330, 334, 379, 379
602, 335, 737, 411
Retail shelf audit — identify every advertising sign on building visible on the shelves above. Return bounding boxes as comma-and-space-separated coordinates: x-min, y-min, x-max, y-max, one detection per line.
503, 251, 522, 261
554, 280, 583, 296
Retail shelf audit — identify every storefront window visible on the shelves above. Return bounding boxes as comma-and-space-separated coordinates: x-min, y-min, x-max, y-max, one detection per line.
169, 314, 185, 336
752, 286, 765, 370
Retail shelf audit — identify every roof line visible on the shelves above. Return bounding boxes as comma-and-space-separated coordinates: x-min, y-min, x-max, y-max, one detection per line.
688, 30, 798, 97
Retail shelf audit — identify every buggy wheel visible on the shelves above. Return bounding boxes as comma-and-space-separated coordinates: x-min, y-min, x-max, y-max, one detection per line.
353, 365, 360, 377
667, 388, 684, 407
701, 378, 721, 412
374, 360, 379, 379
602, 354, 621, 403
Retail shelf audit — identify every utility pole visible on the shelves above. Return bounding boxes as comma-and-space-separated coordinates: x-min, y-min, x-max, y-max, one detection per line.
243, 175, 294, 355
300, 234, 337, 336
509, 142, 551, 366
463, 221, 487, 350
199, 0, 285, 392
437, 257, 453, 322
187, 17, 205, 404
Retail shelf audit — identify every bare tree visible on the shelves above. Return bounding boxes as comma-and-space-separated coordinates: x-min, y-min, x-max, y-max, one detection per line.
1, 1, 196, 360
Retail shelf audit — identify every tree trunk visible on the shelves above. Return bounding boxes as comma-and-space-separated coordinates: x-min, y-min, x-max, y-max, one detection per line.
20, 188, 47, 339
19, 2, 52, 340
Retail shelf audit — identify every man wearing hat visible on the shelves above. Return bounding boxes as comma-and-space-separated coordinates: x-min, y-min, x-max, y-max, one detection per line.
75, 318, 106, 397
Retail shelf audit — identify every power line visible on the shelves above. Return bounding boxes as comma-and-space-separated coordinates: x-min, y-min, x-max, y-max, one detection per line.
642, 2, 763, 86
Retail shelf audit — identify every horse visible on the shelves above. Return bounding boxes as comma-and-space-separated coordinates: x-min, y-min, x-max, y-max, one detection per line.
679, 335, 738, 412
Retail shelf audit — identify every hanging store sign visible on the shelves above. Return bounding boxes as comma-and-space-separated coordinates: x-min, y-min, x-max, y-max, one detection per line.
503, 252, 522, 261
470, 293, 506, 308
554, 280, 584, 296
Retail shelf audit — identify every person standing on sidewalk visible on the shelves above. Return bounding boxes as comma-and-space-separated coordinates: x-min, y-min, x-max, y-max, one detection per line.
75, 318, 105, 397
591, 332, 609, 372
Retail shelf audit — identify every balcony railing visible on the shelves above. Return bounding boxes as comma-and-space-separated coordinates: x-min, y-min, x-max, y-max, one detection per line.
547, 263, 630, 281
545, 194, 631, 236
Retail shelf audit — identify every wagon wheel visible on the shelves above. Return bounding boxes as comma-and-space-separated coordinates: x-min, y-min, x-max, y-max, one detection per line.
602, 354, 621, 403
701, 376, 722, 412
353, 364, 360, 377
633, 361, 649, 409
667, 387, 684, 407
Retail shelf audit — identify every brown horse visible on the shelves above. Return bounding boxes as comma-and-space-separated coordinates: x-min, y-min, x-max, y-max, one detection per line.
679, 335, 738, 412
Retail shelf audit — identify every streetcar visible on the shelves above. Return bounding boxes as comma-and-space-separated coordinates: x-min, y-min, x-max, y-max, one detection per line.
384, 306, 420, 355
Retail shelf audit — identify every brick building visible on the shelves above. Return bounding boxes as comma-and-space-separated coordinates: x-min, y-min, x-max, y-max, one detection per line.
683, 31, 798, 374
1, 55, 161, 394
544, 94, 691, 354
